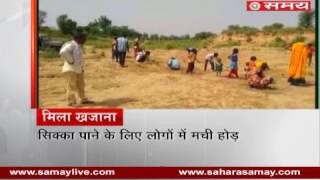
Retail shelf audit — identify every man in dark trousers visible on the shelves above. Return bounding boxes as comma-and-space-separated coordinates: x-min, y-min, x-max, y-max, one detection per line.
117, 35, 129, 67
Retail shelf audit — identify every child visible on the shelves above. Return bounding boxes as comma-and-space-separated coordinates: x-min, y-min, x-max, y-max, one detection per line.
307, 43, 315, 66
215, 57, 223, 76
228, 48, 239, 78
244, 56, 257, 78
186, 48, 197, 74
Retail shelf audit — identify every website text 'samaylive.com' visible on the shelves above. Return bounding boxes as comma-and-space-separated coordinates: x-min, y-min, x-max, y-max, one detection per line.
9, 168, 116, 177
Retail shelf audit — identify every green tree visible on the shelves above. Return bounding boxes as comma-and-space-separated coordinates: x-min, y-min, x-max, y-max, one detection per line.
86, 16, 112, 35
56, 14, 77, 35
38, 10, 47, 27
150, 34, 159, 40
87, 21, 100, 35
193, 32, 215, 39
298, 10, 315, 28
262, 23, 284, 33
262, 23, 284, 32
228, 25, 241, 31
181, 34, 190, 39
142, 33, 149, 39
223, 25, 258, 35
97, 16, 112, 33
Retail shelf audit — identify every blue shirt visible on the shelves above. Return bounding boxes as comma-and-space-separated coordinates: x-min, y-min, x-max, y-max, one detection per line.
117, 37, 128, 52
168, 58, 180, 69
230, 53, 238, 69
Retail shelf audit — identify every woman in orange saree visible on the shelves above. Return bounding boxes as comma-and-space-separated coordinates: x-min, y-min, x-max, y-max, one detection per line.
288, 42, 308, 86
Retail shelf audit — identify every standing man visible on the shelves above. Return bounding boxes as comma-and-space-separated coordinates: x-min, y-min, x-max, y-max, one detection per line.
59, 30, 94, 106
117, 35, 129, 67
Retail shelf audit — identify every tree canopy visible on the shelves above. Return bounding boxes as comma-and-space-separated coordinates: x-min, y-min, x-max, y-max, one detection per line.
298, 10, 315, 28
56, 14, 77, 35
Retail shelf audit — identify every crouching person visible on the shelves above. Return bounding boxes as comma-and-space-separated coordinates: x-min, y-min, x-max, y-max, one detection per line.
248, 62, 273, 89
59, 31, 94, 106
167, 57, 181, 70
136, 50, 151, 63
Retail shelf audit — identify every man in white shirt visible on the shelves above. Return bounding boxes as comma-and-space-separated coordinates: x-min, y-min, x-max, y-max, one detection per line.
59, 31, 93, 106
204, 52, 215, 71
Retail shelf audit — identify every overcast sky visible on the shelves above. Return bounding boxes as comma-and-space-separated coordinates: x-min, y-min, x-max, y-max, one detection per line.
40, 0, 315, 35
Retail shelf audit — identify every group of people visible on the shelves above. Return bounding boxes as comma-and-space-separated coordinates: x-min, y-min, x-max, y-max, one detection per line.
58, 30, 315, 106
172, 47, 274, 89
111, 36, 129, 67
169, 42, 314, 89
167, 48, 223, 77
112, 37, 151, 65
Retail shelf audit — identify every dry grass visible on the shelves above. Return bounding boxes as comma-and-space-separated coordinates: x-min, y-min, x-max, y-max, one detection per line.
39, 46, 316, 109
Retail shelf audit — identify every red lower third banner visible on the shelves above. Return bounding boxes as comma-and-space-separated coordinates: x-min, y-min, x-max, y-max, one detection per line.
0, 167, 319, 179
37, 109, 123, 126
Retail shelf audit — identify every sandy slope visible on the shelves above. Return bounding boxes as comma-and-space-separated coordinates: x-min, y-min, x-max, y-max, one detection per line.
39, 47, 316, 109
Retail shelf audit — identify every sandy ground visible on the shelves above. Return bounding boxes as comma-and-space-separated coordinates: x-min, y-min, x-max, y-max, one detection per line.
39, 46, 316, 109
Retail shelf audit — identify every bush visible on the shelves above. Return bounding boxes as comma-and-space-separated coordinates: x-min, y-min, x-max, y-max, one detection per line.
222, 25, 259, 36
279, 27, 301, 35
262, 23, 284, 34
268, 37, 287, 48
165, 44, 174, 50
290, 35, 306, 45
193, 32, 216, 39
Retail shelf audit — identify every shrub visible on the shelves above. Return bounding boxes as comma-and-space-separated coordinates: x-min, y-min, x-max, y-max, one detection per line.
193, 32, 216, 39
268, 37, 287, 48
165, 44, 174, 50
290, 35, 306, 45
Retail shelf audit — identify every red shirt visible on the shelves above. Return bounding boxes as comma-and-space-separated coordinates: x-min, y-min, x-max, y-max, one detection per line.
307, 47, 315, 55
